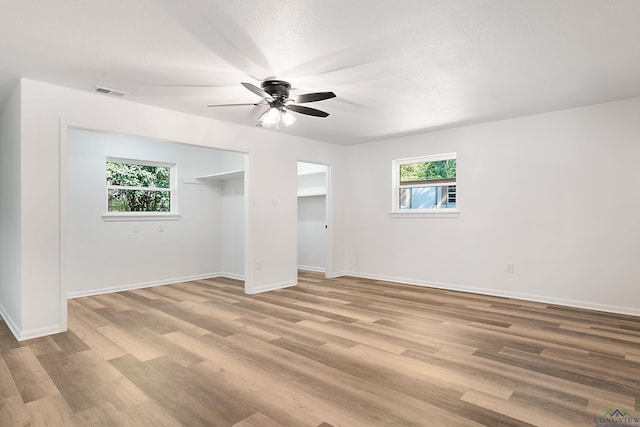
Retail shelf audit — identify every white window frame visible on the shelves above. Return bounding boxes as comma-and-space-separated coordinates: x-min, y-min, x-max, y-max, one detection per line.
391, 152, 459, 217
102, 157, 180, 221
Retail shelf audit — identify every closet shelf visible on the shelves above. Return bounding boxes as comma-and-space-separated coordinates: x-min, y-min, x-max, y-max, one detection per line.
197, 169, 244, 181
297, 190, 326, 197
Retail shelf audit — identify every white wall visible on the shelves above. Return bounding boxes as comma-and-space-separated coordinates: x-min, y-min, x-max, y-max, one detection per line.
219, 150, 245, 172
0, 81, 22, 336
297, 171, 327, 197
218, 151, 246, 279
344, 97, 640, 315
66, 128, 239, 296
221, 177, 245, 279
13, 78, 345, 339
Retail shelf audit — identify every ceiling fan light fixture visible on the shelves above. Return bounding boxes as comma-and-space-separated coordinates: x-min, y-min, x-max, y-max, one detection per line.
258, 107, 281, 127
281, 109, 296, 127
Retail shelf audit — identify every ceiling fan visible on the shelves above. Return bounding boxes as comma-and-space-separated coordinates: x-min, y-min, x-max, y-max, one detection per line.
208, 80, 336, 127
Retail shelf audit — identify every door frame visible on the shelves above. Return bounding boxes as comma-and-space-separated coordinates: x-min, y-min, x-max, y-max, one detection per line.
296, 160, 333, 278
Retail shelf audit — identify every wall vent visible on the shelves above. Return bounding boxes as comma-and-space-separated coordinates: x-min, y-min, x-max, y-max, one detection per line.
92, 86, 128, 97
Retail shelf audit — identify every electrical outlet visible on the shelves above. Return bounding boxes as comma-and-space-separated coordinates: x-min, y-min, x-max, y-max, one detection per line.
132, 224, 140, 233
354, 251, 359, 266
256, 260, 263, 270
506, 263, 515, 274
158, 225, 164, 232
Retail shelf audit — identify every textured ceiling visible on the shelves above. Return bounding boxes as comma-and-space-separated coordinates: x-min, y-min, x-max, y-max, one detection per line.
1, 0, 639, 145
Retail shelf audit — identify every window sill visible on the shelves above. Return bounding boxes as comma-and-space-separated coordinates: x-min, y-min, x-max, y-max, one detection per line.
102, 213, 182, 222
389, 209, 460, 219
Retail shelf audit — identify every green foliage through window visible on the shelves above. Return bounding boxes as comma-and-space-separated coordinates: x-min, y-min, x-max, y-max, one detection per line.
400, 159, 456, 183
106, 161, 172, 212
394, 154, 457, 211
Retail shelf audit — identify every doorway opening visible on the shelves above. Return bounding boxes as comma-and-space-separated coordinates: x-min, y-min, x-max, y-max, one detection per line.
297, 161, 329, 275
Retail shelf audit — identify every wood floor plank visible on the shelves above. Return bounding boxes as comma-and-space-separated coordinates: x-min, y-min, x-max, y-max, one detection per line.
70, 296, 105, 311
68, 310, 129, 361
117, 400, 183, 427
73, 402, 129, 426
3, 346, 60, 404
49, 329, 91, 354
92, 291, 156, 314
23, 336, 62, 356
40, 349, 148, 416
238, 315, 334, 348
0, 395, 32, 427
232, 411, 283, 427
0, 355, 20, 400
24, 393, 76, 426
297, 319, 408, 354
96, 324, 164, 361
109, 354, 241, 426
461, 389, 583, 427
145, 283, 212, 303
2, 271, 639, 426
251, 293, 359, 323
67, 301, 112, 329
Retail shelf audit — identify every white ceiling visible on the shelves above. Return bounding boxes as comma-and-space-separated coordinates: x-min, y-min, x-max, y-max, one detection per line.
1, 0, 639, 145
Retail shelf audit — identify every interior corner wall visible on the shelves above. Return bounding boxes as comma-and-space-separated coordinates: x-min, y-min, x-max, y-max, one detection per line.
344, 97, 640, 315
16, 77, 346, 339
66, 128, 229, 296
221, 177, 245, 279
0, 80, 22, 336
219, 150, 245, 279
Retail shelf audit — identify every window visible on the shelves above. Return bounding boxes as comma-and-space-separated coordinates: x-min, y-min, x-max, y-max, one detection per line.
106, 158, 176, 215
392, 153, 457, 213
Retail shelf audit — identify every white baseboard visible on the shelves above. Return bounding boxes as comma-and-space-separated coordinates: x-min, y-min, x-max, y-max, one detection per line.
344, 271, 640, 317
325, 271, 346, 279
0, 303, 21, 341
246, 279, 297, 294
1, 302, 66, 341
67, 272, 225, 299
219, 272, 245, 281
18, 324, 67, 341
298, 265, 326, 273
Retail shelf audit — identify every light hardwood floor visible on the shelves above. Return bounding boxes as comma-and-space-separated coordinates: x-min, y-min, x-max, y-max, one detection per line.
1, 271, 639, 426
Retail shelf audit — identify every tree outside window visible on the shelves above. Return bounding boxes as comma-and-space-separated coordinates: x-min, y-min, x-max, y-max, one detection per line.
106, 160, 174, 212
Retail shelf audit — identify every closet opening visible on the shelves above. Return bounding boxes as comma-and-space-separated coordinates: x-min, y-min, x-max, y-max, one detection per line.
296, 161, 330, 276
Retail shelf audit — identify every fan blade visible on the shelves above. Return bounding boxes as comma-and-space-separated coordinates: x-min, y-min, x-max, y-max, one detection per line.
286, 104, 330, 118
241, 82, 273, 101
293, 91, 336, 104
207, 103, 260, 107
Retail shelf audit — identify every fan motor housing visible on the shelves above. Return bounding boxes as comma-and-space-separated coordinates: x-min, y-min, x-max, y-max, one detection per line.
261, 80, 291, 100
